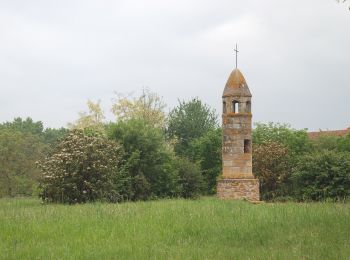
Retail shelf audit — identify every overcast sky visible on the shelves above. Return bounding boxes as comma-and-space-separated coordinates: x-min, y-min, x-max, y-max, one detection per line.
0, 0, 349, 131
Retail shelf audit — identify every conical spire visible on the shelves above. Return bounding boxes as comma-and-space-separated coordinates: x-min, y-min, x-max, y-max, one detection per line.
222, 68, 251, 97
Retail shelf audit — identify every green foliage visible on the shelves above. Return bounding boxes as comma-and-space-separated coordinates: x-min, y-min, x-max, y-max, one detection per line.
167, 98, 218, 156
0, 117, 68, 197
0, 117, 67, 145
68, 100, 106, 134
38, 130, 125, 203
0, 130, 45, 197
189, 128, 222, 194
4, 94, 350, 204
0, 117, 44, 136
108, 119, 180, 200
337, 134, 350, 151
293, 150, 350, 201
253, 122, 311, 156
252, 123, 350, 201
111, 89, 166, 128
253, 142, 292, 200
175, 157, 204, 198
166, 98, 219, 196
311, 134, 350, 152
311, 135, 339, 151
42, 127, 68, 145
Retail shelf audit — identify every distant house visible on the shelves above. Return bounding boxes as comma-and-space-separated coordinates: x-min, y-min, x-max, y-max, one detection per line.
308, 127, 350, 139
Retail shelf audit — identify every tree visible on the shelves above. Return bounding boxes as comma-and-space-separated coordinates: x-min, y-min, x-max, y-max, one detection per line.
68, 100, 106, 134
336, 133, 350, 152
42, 127, 68, 145
111, 89, 166, 129
189, 128, 222, 194
38, 130, 126, 203
310, 134, 350, 153
293, 150, 350, 201
108, 119, 180, 200
253, 142, 292, 200
310, 135, 339, 152
0, 117, 68, 146
253, 122, 311, 157
167, 98, 218, 156
0, 117, 69, 197
0, 129, 45, 197
175, 157, 204, 198
0, 117, 44, 136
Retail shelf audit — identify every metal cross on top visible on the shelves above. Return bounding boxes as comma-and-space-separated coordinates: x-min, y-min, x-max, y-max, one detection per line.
234, 44, 239, 69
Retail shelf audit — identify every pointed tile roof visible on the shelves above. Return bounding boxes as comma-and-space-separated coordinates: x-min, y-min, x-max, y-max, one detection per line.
222, 68, 251, 97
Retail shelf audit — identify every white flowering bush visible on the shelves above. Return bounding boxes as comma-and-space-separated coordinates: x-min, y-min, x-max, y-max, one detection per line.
38, 130, 127, 203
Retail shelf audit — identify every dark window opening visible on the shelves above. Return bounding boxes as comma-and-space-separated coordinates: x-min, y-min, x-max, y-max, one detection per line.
223, 101, 226, 113
244, 139, 251, 153
246, 101, 251, 113
232, 101, 239, 113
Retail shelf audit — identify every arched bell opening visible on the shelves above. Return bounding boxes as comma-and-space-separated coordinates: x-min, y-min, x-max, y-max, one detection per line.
232, 100, 239, 113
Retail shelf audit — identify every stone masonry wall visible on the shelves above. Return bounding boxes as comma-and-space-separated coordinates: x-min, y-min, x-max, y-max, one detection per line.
222, 113, 253, 179
217, 178, 260, 201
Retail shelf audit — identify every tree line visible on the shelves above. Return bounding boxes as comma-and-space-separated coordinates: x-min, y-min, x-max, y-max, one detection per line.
1, 90, 350, 202
1, 91, 220, 202
253, 122, 350, 201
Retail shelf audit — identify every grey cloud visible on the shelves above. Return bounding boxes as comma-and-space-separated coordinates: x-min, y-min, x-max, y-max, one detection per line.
0, 0, 349, 130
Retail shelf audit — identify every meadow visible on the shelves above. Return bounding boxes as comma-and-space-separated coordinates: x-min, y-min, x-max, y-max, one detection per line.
1, 197, 350, 260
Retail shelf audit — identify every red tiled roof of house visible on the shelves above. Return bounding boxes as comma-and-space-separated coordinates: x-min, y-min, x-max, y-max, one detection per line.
308, 127, 350, 139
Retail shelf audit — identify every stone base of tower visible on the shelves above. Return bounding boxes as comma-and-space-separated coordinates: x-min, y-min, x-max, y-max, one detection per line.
217, 178, 260, 201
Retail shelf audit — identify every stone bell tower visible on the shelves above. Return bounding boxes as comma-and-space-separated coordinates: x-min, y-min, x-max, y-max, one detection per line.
216, 65, 260, 201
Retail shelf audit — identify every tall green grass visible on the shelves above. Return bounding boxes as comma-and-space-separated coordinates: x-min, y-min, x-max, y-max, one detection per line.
1, 197, 349, 259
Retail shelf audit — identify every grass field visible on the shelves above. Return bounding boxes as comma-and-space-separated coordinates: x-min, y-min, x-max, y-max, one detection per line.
1, 197, 350, 260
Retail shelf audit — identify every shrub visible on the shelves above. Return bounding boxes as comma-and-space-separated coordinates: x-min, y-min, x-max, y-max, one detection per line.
108, 119, 180, 200
175, 157, 204, 199
293, 150, 350, 201
167, 98, 218, 156
0, 129, 45, 197
253, 142, 292, 200
38, 130, 126, 203
253, 122, 311, 157
311, 133, 350, 153
189, 128, 221, 194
